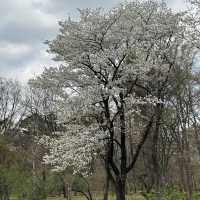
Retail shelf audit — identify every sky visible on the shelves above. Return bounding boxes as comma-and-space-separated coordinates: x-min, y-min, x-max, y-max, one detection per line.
0, 0, 187, 83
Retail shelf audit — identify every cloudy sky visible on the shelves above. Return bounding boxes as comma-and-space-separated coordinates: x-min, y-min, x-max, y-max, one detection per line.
0, 0, 186, 83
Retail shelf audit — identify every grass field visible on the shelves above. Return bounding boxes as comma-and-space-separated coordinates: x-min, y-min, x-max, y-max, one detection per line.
10, 195, 145, 200
46, 194, 144, 200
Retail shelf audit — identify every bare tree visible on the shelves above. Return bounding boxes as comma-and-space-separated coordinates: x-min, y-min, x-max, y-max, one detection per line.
0, 77, 25, 135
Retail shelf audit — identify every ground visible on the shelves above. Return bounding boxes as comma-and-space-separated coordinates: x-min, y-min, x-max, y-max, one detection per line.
47, 195, 144, 200
10, 194, 144, 200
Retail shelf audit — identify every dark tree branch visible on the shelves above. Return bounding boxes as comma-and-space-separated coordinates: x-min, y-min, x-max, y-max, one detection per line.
126, 115, 154, 173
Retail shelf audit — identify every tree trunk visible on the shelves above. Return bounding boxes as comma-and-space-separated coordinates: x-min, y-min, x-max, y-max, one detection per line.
115, 93, 127, 200
152, 104, 163, 200
103, 172, 110, 200
182, 128, 193, 200
184, 149, 193, 200
62, 184, 67, 199
178, 153, 187, 192
115, 177, 126, 200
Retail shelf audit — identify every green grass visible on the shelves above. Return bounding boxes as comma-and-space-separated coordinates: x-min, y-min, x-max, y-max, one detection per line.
9, 192, 200, 200
10, 194, 145, 200
46, 194, 144, 200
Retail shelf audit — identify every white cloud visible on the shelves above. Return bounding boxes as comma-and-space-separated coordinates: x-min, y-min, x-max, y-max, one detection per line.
0, 41, 33, 58
167, 0, 187, 11
2, 49, 56, 83
3, 44, 57, 82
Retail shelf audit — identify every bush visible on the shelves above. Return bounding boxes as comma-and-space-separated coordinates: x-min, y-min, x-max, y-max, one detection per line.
72, 176, 88, 193
45, 173, 63, 196
143, 185, 185, 200
0, 176, 11, 200
193, 192, 200, 200
16, 176, 47, 200
162, 185, 185, 200
31, 178, 46, 200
